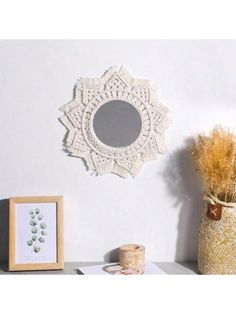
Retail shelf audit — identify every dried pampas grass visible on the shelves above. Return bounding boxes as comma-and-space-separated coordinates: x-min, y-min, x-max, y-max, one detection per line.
192, 126, 236, 202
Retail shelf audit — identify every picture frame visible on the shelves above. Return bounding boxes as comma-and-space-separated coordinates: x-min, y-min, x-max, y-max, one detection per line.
9, 196, 64, 271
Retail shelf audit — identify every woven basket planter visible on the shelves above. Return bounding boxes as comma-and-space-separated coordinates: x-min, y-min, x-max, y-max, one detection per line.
198, 196, 236, 274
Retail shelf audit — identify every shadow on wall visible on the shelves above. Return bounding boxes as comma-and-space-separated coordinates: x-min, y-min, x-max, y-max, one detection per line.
104, 247, 120, 263
58, 117, 90, 172
163, 139, 204, 262
0, 199, 9, 262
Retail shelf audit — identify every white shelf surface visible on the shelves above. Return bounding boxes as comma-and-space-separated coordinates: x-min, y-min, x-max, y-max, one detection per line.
0, 262, 198, 275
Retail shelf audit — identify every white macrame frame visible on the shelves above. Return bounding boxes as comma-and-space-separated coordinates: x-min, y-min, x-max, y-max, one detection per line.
60, 66, 171, 178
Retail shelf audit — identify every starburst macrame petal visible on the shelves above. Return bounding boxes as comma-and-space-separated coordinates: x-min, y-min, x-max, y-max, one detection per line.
91, 152, 114, 175
70, 130, 90, 152
140, 134, 161, 161
66, 105, 84, 128
59, 114, 73, 130
59, 100, 79, 114
113, 157, 144, 178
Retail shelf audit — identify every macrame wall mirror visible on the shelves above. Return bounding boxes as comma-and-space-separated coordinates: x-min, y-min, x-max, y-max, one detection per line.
59, 66, 170, 178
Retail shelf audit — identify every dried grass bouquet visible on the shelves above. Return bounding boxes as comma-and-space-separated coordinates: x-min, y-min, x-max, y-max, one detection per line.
192, 126, 236, 203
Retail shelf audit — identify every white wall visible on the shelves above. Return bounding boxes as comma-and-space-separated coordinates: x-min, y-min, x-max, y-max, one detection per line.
0, 40, 236, 262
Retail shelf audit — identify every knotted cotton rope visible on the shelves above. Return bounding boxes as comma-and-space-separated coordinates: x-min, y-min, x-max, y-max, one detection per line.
204, 192, 236, 208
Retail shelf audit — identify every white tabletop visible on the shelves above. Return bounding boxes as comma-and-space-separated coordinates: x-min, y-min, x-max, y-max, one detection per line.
0, 262, 198, 275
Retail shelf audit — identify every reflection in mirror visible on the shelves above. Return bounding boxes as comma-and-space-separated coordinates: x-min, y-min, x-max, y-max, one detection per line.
93, 100, 142, 148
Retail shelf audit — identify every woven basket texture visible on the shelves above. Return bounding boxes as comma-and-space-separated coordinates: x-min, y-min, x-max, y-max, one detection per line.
198, 205, 236, 274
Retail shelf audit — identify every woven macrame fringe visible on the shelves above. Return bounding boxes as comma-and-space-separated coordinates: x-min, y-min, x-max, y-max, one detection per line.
112, 164, 129, 178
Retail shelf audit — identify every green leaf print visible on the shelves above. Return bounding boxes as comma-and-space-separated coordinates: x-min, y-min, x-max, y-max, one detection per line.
39, 237, 45, 243
32, 235, 37, 241
35, 208, 40, 214
30, 219, 37, 226
37, 214, 44, 221
27, 208, 48, 254
40, 223, 47, 229
34, 246, 40, 253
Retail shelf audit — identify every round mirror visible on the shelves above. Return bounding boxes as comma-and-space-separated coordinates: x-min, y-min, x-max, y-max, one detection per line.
93, 100, 142, 147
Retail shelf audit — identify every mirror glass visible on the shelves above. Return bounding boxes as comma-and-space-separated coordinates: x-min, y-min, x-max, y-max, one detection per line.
93, 100, 142, 148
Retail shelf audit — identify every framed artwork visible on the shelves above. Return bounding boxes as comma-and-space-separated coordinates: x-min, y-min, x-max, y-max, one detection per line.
9, 196, 64, 271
